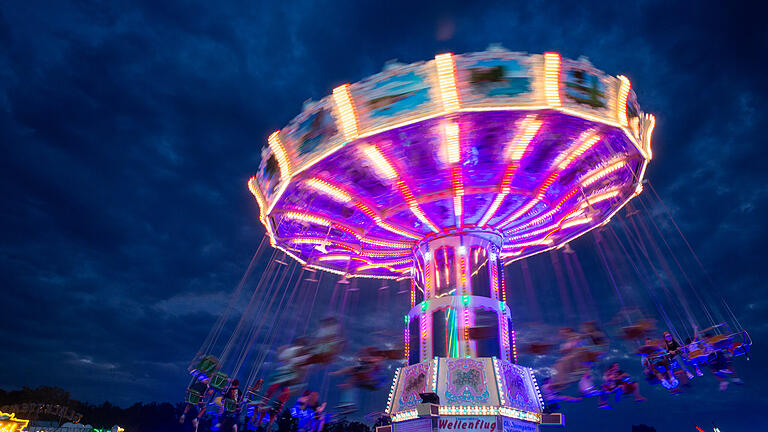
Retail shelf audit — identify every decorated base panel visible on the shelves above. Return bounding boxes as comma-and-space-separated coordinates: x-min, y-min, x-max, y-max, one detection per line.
386, 358, 543, 431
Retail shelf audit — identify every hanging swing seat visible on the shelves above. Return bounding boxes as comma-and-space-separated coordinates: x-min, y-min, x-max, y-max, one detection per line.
185, 388, 205, 405
706, 334, 733, 350
210, 371, 230, 391
190, 355, 220, 378
728, 342, 747, 356
224, 398, 238, 413
686, 349, 710, 365
727, 330, 752, 356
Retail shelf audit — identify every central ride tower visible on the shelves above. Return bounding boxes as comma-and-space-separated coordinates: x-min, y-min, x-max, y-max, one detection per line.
388, 227, 544, 432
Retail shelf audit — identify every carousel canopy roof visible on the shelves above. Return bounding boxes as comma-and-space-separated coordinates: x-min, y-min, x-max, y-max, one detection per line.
249, 49, 654, 279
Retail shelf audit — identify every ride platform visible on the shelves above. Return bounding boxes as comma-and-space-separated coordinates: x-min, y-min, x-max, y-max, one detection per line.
381, 357, 550, 432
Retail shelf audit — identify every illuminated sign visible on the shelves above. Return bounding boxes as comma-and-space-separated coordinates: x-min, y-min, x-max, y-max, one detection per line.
0, 404, 82, 424
438, 416, 498, 432
0, 411, 29, 432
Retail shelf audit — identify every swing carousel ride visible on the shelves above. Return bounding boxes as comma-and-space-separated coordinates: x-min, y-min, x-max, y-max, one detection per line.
183, 47, 751, 432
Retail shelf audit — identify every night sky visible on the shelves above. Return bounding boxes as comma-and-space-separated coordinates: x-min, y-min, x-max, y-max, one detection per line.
2, 1, 767, 431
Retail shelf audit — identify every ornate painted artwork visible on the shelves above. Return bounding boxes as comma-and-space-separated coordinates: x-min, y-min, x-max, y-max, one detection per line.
466, 58, 531, 98
444, 358, 490, 404
499, 362, 539, 413
565, 68, 606, 108
398, 362, 430, 409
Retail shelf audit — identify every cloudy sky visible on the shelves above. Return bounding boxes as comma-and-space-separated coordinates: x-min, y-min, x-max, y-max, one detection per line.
1, 1, 767, 431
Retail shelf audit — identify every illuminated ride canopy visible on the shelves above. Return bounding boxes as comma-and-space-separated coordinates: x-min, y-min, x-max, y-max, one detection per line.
249, 49, 653, 278
247, 48, 654, 429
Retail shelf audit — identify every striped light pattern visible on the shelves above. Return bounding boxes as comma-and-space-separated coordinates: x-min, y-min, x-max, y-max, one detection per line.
506, 238, 554, 248
506, 209, 592, 243
317, 254, 351, 262
332, 84, 359, 140
435, 53, 461, 112
357, 263, 396, 272
289, 237, 333, 246
451, 167, 464, 227
385, 368, 401, 414
556, 130, 601, 170
353, 201, 421, 240
478, 165, 516, 227
494, 359, 507, 405
496, 170, 560, 229
408, 205, 436, 233
490, 255, 500, 299
578, 189, 622, 210
511, 327, 517, 363
617, 75, 631, 127
463, 307, 471, 354
363, 145, 397, 179
268, 131, 291, 181
478, 195, 506, 228
580, 159, 628, 187
424, 258, 432, 299
404, 321, 410, 362
248, 176, 268, 224
360, 237, 412, 249
500, 251, 522, 258
306, 178, 352, 202
644, 113, 656, 159
318, 255, 372, 264
444, 122, 461, 164
508, 188, 580, 232
431, 358, 439, 392
362, 249, 412, 258
500, 267, 507, 303
397, 180, 439, 233
498, 199, 539, 229
544, 52, 562, 107
420, 309, 429, 361
531, 371, 544, 410
374, 258, 413, 267
506, 116, 543, 162
283, 211, 332, 226
560, 216, 593, 230
506, 224, 560, 242
377, 220, 422, 240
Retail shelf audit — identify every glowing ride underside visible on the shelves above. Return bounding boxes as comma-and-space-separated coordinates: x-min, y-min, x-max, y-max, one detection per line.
248, 49, 654, 430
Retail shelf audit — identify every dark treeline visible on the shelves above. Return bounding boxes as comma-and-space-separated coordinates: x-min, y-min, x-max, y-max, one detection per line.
0, 386, 178, 431
0, 386, 372, 432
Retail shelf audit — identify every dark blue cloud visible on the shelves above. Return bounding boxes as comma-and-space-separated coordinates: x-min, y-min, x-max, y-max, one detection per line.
1, 1, 767, 430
